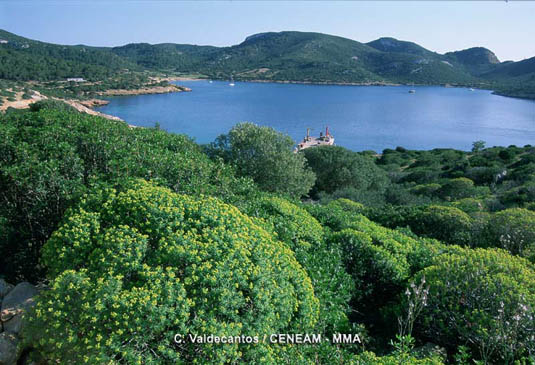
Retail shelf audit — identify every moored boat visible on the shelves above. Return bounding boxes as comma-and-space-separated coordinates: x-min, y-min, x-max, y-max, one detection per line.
295, 127, 334, 152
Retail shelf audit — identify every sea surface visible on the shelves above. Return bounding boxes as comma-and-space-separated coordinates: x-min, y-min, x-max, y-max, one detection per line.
97, 80, 535, 152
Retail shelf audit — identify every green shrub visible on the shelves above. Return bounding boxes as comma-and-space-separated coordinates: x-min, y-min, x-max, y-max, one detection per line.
413, 206, 473, 246
243, 196, 354, 335
0, 108, 253, 282
303, 145, 390, 202
353, 351, 443, 365
410, 183, 441, 198
451, 198, 486, 214
29, 99, 77, 112
486, 208, 535, 260
242, 195, 323, 252
437, 178, 477, 201
28, 180, 318, 363
416, 248, 535, 363
329, 228, 411, 305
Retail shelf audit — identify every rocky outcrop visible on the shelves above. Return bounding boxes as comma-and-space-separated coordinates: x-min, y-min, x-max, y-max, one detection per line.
0, 281, 38, 365
0, 281, 13, 301
97, 84, 191, 96
61, 99, 123, 121
1, 282, 38, 334
78, 98, 110, 108
0, 332, 17, 365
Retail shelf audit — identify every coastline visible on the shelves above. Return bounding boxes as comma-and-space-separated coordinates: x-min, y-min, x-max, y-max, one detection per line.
0, 82, 192, 122
244, 79, 402, 87
97, 83, 191, 96
167, 76, 488, 91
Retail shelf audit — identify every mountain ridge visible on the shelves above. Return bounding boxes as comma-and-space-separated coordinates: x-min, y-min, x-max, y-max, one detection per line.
1, 29, 533, 99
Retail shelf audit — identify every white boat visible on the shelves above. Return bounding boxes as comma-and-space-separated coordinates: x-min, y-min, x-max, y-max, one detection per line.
209, 80, 213, 84
469, 88, 475, 91
229, 76, 235, 86
409, 89, 416, 94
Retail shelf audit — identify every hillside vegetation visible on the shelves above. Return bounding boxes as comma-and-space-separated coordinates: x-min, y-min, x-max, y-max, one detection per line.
1, 29, 534, 99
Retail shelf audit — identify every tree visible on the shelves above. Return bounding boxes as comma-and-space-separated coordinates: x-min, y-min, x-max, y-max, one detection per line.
303, 146, 390, 204
471, 140, 486, 153
209, 123, 315, 198
27, 180, 318, 363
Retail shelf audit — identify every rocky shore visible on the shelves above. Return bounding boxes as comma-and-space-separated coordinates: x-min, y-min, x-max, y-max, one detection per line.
63, 99, 123, 121
97, 84, 191, 96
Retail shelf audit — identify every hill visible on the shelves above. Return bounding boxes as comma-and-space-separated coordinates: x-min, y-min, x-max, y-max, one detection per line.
1, 29, 534, 98
114, 31, 478, 85
0, 29, 137, 81
366, 37, 439, 58
445, 47, 500, 76
481, 56, 535, 99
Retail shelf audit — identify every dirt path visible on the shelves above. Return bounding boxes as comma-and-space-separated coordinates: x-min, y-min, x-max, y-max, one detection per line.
0, 91, 46, 111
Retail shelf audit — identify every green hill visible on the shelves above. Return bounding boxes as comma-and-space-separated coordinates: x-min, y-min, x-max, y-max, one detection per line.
114, 31, 478, 84
1, 29, 534, 98
0, 29, 137, 81
445, 47, 500, 76
481, 56, 535, 99
366, 37, 438, 57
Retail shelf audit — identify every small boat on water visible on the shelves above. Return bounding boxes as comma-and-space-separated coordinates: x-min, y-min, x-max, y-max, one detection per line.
209, 80, 213, 83
295, 127, 334, 152
229, 76, 235, 87
469, 88, 475, 91
409, 89, 416, 94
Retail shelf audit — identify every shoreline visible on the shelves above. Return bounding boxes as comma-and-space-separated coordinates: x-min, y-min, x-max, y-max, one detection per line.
97, 84, 191, 96
0, 82, 192, 122
244, 79, 402, 87
168, 76, 492, 92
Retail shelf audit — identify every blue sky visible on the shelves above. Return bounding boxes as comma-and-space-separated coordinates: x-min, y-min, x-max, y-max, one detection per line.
1, 1, 534, 61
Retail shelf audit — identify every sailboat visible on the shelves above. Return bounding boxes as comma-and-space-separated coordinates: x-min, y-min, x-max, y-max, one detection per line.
229, 76, 235, 87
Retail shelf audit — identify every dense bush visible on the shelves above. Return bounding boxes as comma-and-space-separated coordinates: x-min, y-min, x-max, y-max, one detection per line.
437, 177, 477, 200
303, 146, 390, 204
413, 206, 473, 246
416, 248, 535, 363
307, 202, 456, 340
242, 196, 354, 335
485, 208, 535, 260
208, 122, 315, 198
26, 180, 319, 363
0, 108, 253, 282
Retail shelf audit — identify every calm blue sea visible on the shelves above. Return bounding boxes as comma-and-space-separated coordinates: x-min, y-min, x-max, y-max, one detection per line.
97, 80, 535, 152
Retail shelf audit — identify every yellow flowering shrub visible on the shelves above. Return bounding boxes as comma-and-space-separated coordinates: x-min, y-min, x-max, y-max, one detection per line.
243, 196, 354, 335
27, 180, 319, 364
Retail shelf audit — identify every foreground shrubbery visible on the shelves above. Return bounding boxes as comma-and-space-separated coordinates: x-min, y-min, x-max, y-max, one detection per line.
417, 248, 535, 363
3, 107, 535, 364
0, 107, 254, 281
26, 180, 319, 363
